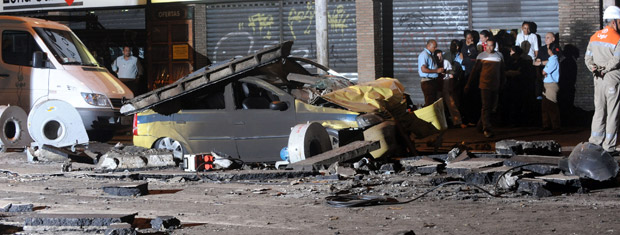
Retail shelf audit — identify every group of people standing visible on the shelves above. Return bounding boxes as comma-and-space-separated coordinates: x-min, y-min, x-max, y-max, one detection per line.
418, 21, 575, 138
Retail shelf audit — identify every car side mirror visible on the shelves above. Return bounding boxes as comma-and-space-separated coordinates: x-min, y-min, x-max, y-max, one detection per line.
32, 51, 47, 68
269, 101, 288, 111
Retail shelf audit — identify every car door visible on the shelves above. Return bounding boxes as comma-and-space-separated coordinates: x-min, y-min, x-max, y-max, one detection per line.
231, 77, 296, 162
174, 83, 239, 157
0, 29, 48, 110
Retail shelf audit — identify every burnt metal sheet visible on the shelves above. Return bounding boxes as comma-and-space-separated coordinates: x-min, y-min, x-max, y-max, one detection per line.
120, 41, 293, 115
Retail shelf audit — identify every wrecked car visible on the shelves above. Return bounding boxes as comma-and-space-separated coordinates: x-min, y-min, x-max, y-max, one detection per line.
121, 41, 378, 162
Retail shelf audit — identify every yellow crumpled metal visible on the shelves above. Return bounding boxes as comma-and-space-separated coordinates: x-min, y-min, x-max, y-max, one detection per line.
321, 77, 405, 113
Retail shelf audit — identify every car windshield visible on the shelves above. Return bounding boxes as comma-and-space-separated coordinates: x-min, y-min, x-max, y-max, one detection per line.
33, 27, 99, 66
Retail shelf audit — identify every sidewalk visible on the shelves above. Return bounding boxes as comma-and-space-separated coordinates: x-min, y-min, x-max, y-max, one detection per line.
417, 125, 591, 155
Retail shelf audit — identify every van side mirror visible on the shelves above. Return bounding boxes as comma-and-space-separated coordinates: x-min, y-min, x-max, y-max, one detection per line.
32, 51, 47, 68
269, 101, 288, 111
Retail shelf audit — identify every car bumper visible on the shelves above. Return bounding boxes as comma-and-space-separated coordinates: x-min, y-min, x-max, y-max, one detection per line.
77, 108, 133, 131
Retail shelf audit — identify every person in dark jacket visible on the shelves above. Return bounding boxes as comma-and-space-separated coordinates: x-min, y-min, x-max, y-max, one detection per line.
465, 38, 505, 138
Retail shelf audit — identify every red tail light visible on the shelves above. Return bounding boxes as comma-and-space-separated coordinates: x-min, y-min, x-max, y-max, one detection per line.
132, 113, 138, 136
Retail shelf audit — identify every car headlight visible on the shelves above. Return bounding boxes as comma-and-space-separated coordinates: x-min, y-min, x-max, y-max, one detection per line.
81, 93, 110, 107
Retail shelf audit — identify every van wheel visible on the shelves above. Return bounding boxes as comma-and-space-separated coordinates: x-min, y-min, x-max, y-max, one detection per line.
154, 137, 185, 160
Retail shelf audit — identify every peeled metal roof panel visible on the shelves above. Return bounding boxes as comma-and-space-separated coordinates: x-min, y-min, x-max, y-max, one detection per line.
120, 41, 293, 115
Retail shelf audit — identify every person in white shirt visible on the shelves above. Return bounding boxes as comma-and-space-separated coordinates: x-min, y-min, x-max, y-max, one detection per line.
112, 46, 142, 79
515, 22, 539, 60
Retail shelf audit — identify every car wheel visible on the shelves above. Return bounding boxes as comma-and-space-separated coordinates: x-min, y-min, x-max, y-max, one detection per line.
155, 137, 185, 159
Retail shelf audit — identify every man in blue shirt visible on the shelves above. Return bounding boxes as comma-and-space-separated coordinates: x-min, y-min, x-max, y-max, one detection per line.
418, 39, 444, 106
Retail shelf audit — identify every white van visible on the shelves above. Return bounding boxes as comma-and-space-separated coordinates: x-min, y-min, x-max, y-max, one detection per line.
0, 16, 133, 139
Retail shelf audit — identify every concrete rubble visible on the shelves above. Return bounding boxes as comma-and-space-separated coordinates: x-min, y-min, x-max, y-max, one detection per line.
96, 146, 176, 170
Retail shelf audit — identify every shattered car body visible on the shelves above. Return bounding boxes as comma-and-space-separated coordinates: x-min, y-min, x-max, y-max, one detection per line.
122, 41, 365, 162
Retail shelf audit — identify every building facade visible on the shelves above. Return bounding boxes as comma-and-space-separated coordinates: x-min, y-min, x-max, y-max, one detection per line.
0, 0, 613, 109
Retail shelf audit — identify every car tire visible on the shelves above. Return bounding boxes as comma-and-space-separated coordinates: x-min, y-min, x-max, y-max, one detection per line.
154, 137, 186, 160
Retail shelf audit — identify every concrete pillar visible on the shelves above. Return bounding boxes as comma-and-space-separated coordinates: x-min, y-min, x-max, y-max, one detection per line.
315, 0, 328, 74
558, 0, 602, 110
192, 4, 209, 69
356, 0, 383, 83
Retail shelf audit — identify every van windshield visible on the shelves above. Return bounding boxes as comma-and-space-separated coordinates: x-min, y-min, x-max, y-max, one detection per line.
33, 27, 99, 66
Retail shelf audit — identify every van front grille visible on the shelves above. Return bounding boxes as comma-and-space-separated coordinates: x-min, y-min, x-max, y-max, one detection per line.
109, 98, 124, 108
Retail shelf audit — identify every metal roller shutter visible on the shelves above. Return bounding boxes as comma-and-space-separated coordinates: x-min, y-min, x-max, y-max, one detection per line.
472, 0, 559, 35
282, 0, 357, 75
206, 1, 281, 63
206, 0, 356, 76
393, 0, 469, 104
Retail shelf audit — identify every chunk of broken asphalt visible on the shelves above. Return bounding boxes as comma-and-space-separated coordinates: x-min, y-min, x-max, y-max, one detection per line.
25, 213, 137, 227
445, 158, 504, 176
0, 203, 33, 212
536, 174, 582, 188
0, 203, 9, 212
102, 182, 148, 196
400, 157, 443, 175
150, 216, 181, 231
8, 203, 33, 212
517, 178, 553, 198
105, 222, 136, 235
503, 155, 561, 175
496, 140, 562, 156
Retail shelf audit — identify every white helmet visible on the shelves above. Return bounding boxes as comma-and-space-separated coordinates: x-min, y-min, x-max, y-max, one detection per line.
603, 6, 620, 20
